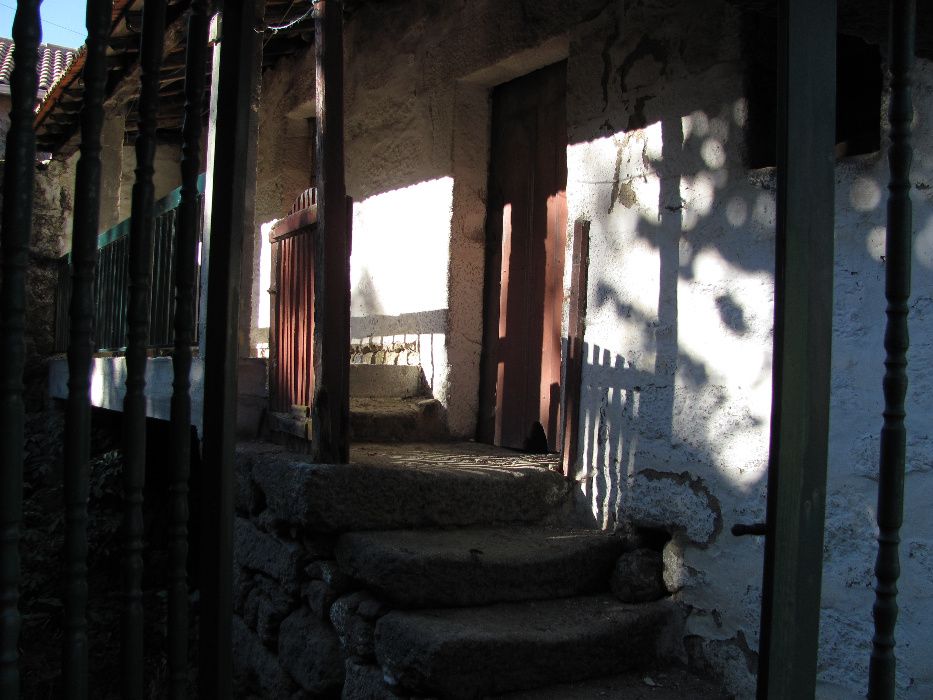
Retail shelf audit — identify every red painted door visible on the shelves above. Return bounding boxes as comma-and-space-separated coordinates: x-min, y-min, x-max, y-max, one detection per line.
479, 62, 567, 452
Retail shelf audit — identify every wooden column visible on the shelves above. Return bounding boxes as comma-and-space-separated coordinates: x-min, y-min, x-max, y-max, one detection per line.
198, 2, 264, 696
868, 2, 915, 698
0, 3, 41, 696
756, 1, 836, 697
311, 0, 351, 464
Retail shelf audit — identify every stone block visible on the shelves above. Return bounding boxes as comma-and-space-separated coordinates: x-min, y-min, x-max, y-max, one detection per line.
278, 606, 345, 695
331, 592, 380, 658
342, 657, 397, 700
235, 517, 307, 594
232, 614, 300, 698
610, 549, 667, 603
303, 579, 338, 620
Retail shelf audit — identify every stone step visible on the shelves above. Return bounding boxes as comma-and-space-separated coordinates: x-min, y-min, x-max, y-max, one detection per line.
492, 668, 730, 699
374, 595, 677, 698
349, 396, 447, 442
349, 363, 427, 398
238, 442, 568, 533
335, 526, 628, 607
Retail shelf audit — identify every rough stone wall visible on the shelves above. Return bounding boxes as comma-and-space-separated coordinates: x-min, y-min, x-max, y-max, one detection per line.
233, 448, 396, 698
18, 156, 75, 408
252, 46, 316, 357
118, 141, 183, 225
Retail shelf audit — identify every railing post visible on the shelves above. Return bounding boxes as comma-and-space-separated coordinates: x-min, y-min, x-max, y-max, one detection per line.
123, 1, 167, 697
60, 2, 113, 698
757, 1, 836, 697
0, 2, 41, 696
168, 1, 209, 697
199, 1, 265, 695
868, 2, 915, 697
311, 0, 350, 464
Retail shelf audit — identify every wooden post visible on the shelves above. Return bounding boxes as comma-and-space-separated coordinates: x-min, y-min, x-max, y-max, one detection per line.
756, 1, 836, 697
311, 0, 351, 464
562, 220, 590, 478
199, 1, 264, 696
868, 2, 915, 697
168, 0, 208, 696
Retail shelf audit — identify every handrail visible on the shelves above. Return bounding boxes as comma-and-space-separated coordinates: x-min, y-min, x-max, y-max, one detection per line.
53, 173, 207, 352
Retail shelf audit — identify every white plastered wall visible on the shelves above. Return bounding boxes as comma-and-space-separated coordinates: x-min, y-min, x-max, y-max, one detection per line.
565, 2, 933, 697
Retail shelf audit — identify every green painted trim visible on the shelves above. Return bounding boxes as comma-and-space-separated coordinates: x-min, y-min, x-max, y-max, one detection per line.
95, 172, 205, 250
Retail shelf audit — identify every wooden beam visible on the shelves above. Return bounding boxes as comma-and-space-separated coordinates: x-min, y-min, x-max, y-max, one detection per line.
311, 0, 350, 464
757, 1, 836, 697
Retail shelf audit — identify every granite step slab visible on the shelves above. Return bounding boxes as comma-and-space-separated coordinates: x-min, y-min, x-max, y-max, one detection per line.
375, 595, 676, 698
349, 396, 448, 442
238, 442, 568, 533
335, 526, 629, 607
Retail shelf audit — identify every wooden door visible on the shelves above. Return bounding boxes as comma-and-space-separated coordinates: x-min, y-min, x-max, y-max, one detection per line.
478, 62, 568, 452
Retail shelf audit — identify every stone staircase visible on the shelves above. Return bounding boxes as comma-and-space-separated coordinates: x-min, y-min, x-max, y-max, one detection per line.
233, 442, 729, 699
269, 365, 448, 447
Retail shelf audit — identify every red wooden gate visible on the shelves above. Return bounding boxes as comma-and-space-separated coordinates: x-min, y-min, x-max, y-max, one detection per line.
269, 188, 318, 414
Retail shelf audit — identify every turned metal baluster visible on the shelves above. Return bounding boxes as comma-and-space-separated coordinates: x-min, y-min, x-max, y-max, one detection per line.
61, 2, 113, 698
869, 2, 915, 698
167, 1, 208, 696
0, 3, 40, 697
123, 1, 166, 697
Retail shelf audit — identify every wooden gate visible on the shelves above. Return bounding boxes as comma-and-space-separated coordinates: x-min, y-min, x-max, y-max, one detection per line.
269, 188, 318, 414
268, 188, 354, 416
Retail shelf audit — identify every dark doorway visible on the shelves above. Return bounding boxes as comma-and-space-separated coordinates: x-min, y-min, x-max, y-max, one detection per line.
478, 61, 568, 452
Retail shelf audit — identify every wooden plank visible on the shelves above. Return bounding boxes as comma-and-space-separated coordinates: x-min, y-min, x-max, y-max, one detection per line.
756, 1, 836, 697
311, 0, 350, 464
198, 2, 265, 696
562, 220, 590, 478
868, 2, 915, 697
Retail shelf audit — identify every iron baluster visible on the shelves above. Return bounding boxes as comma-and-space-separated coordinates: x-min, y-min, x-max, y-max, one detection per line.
0, 2, 41, 696
60, 2, 112, 697
869, 2, 915, 697
122, 1, 167, 697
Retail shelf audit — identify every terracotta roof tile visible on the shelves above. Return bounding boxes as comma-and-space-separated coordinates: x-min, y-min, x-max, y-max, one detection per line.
0, 37, 77, 97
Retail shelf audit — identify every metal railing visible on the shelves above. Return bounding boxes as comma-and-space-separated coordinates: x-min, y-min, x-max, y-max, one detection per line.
53, 176, 205, 353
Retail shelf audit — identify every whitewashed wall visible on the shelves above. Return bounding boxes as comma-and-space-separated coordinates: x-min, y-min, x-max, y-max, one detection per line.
565, 3, 933, 697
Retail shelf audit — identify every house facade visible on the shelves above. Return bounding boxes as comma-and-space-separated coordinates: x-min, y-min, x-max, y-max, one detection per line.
21, 0, 932, 696
251, 1, 933, 695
